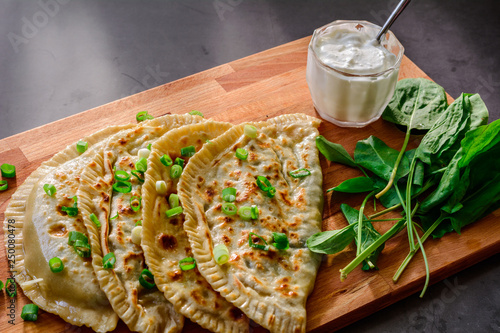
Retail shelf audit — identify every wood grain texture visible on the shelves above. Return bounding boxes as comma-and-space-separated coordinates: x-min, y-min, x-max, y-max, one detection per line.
0, 36, 498, 333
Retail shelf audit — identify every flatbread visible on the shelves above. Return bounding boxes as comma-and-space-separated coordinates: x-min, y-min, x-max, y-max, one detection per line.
141, 122, 250, 332
3, 124, 134, 332
178, 114, 323, 333
77, 114, 203, 332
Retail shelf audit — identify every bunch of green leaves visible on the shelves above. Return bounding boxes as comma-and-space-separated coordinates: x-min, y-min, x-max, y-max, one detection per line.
308, 78, 497, 297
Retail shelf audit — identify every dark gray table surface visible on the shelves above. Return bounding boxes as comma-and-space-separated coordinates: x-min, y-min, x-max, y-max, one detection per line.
1, 1, 499, 332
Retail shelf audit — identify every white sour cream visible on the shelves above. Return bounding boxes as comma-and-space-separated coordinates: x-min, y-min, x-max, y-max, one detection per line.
306, 21, 403, 127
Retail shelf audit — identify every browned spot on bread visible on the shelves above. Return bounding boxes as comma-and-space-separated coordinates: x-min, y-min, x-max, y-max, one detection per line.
119, 138, 127, 145
223, 216, 233, 224
167, 270, 182, 281
48, 224, 67, 237
280, 191, 293, 206
159, 234, 177, 250
221, 234, 231, 245
197, 176, 205, 184
229, 253, 240, 262
205, 187, 215, 200
123, 253, 143, 273
118, 204, 134, 215
101, 192, 109, 202
89, 161, 97, 168
190, 290, 207, 306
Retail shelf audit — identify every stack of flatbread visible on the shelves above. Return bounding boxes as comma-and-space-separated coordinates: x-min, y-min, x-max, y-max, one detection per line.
4, 112, 323, 333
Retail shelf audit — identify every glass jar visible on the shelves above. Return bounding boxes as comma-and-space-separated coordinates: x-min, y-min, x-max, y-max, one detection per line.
306, 20, 404, 128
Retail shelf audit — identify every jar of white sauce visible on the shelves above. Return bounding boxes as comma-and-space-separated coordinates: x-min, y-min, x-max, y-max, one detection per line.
306, 20, 404, 127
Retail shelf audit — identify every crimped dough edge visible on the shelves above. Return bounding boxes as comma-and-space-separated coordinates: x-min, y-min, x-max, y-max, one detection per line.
142, 121, 253, 333
178, 114, 321, 333
77, 114, 204, 333
3, 124, 133, 332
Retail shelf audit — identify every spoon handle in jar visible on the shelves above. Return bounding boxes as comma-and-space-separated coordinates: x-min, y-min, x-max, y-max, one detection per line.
376, 0, 412, 42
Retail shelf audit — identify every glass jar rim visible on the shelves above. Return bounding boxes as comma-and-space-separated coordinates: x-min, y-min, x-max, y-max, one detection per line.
309, 20, 404, 78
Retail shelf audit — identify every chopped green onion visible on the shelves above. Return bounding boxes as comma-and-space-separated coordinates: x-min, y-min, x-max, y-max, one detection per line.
61, 196, 78, 217
49, 257, 64, 273
156, 180, 167, 195
112, 181, 132, 193
181, 145, 196, 157
188, 110, 204, 117
131, 170, 145, 183
135, 220, 142, 226
1, 163, 16, 178
170, 164, 183, 179
168, 193, 179, 208
136, 111, 154, 122
244, 125, 257, 138
205, 139, 212, 144
256, 176, 276, 198
166, 206, 183, 218
222, 187, 237, 202
179, 257, 196, 271
114, 170, 130, 181
76, 141, 88, 154
89, 213, 101, 227
235, 148, 248, 160
272, 232, 289, 250
43, 184, 56, 196
0, 181, 8, 191
251, 205, 259, 219
103, 252, 116, 269
135, 157, 148, 173
213, 244, 229, 265
138, 148, 150, 159
73, 239, 91, 257
289, 168, 311, 178
147, 143, 152, 150
222, 202, 237, 215
238, 206, 252, 220
174, 157, 185, 168
6, 278, 16, 297
130, 196, 141, 212
21, 304, 39, 321
68, 231, 88, 245
110, 213, 119, 220
160, 154, 173, 166
256, 176, 272, 191
0, 280, 3, 291
139, 269, 155, 289
131, 226, 142, 244
248, 232, 269, 251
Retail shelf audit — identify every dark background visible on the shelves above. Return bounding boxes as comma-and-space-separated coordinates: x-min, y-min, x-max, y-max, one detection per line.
1, 1, 499, 332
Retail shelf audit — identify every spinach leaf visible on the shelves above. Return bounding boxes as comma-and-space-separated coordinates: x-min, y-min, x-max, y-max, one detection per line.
354, 136, 410, 181
306, 224, 355, 255
418, 148, 463, 214
341, 204, 384, 270
416, 93, 487, 167
459, 118, 500, 168
467, 93, 489, 129
330, 177, 376, 193
448, 173, 500, 234
383, 78, 448, 130
316, 135, 357, 167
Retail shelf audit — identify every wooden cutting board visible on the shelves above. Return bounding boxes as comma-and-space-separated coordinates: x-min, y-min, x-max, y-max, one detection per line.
0, 36, 499, 333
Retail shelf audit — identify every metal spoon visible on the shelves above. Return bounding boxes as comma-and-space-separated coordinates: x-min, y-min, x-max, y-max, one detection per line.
375, 0, 412, 42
